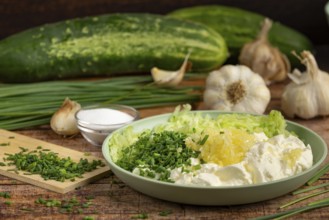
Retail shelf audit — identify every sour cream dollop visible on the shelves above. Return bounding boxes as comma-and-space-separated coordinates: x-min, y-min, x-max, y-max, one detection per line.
170, 134, 313, 186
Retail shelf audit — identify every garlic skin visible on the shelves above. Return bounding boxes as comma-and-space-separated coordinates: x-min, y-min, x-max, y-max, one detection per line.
50, 97, 81, 136
281, 51, 329, 119
203, 65, 271, 114
239, 18, 290, 84
151, 53, 190, 86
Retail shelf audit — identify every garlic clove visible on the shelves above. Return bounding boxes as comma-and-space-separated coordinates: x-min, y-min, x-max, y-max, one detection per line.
151, 52, 191, 86
50, 97, 81, 136
239, 18, 290, 84
287, 69, 310, 85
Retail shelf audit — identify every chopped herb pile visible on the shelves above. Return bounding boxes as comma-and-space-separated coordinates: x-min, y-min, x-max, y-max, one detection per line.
0, 192, 11, 198
34, 196, 96, 214
116, 131, 199, 182
4, 146, 105, 182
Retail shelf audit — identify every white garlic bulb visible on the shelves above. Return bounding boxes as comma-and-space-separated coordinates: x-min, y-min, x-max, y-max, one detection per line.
239, 18, 290, 84
281, 51, 329, 119
203, 65, 271, 114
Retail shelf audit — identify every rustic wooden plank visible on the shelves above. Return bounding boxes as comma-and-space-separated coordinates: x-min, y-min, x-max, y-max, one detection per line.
0, 129, 110, 194
1, 83, 329, 219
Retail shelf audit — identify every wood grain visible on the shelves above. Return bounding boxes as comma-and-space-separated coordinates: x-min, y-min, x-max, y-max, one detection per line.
0, 129, 110, 194
1, 88, 329, 219
0, 1, 328, 217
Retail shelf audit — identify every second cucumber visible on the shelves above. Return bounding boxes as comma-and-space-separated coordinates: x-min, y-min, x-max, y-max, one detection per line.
0, 13, 228, 83
169, 5, 313, 66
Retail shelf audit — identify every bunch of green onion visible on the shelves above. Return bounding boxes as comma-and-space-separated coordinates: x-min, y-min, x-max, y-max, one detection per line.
0, 75, 203, 130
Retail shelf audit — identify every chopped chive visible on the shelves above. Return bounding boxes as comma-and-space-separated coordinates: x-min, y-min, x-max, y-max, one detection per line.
197, 134, 209, 145
19, 147, 28, 152
159, 209, 172, 216
0, 142, 10, 146
20, 207, 33, 212
116, 131, 200, 182
4, 147, 105, 182
85, 195, 95, 200
7, 169, 19, 174
0, 192, 11, 198
131, 212, 148, 219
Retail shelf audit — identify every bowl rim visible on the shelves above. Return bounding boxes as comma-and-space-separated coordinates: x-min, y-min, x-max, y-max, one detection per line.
102, 111, 328, 190
75, 104, 139, 127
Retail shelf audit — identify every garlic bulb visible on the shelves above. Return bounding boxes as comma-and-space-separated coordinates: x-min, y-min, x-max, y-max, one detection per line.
50, 97, 81, 136
203, 65, 271, 114
281, 51, 329, 119
239, 18, 290, 84
151, 52, 191, 86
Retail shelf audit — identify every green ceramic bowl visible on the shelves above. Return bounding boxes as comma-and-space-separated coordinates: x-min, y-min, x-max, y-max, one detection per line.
102, 111, 328, 205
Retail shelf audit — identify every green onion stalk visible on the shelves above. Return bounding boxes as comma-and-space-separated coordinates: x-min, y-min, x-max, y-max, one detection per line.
0, 75, 204, 130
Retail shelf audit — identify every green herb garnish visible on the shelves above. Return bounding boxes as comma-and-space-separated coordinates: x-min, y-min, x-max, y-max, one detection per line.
35, 198, 61, 207
159, 209, 172, 216
131, 212, 148, 219
0, 142, 10, 146
35, 196, 96, 214
116, 131, 200, 182
20, 207, 33, 212
0, 192, 11, 198
4, 148, 105, 182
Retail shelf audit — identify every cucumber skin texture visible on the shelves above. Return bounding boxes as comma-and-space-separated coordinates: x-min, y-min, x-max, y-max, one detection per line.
0, 13, 228, 83
169, 5, 313, 66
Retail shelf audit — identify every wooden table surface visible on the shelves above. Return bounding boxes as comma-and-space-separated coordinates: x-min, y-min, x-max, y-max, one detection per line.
0, 81, 329, 220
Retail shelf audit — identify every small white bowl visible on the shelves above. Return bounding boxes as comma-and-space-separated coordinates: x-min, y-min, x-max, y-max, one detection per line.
75, 104, 139, 146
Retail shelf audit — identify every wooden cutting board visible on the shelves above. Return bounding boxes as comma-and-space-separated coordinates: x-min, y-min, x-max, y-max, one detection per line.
0, 129, 110, 194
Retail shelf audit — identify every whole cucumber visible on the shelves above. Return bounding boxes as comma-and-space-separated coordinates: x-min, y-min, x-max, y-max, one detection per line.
0, 13, 228, 83
168, 5, 313, 66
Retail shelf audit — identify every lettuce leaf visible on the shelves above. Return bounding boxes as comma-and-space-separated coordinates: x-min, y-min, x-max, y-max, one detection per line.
109, 105, 289, 162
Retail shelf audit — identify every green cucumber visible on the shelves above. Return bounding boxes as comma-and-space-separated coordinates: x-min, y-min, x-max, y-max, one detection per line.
0, 13, 228, 83
168, 5, 313, 66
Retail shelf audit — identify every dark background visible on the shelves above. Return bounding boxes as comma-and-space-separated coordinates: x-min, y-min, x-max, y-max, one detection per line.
1, 0, 329, 68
